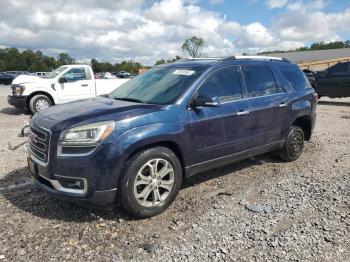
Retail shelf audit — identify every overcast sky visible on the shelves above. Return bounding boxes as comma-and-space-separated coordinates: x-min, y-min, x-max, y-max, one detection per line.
0, 0, 349, 65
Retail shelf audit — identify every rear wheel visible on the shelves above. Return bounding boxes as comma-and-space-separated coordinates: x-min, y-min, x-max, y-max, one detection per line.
29, 94, 52, 114
119, 147, 182, 218
279, 126, 304, 162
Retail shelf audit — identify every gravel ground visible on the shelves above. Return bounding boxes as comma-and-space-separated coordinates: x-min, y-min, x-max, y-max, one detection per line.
0, 84, 349, 261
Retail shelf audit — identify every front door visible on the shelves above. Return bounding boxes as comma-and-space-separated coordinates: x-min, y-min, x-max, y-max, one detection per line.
188, 66, 251, 165
58, 67, 93, 103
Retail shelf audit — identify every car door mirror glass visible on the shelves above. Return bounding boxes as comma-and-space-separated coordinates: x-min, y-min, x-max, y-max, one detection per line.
59, 77, 67, 84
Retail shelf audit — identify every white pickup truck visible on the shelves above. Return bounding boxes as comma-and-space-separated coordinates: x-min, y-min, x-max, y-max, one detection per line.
7, 65, 129, 113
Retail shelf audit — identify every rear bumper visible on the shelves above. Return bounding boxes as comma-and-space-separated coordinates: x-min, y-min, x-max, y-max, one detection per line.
7, 95, 27, 108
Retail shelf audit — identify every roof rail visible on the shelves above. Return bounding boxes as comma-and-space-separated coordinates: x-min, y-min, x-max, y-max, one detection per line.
177, 55, 290, 63
177, 57, 221, 61
224, 55, 290, 62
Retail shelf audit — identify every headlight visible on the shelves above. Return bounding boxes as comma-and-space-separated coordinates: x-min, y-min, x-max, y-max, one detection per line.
12, 85, 25, 95
59, 121, 115, 146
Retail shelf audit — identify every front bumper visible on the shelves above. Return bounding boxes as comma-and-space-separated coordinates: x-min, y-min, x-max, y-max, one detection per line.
27, 141, 124, 206
7, 95, 27, 108
32, 173, 117, 206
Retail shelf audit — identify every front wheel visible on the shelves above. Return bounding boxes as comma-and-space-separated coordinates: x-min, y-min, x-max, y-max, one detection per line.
29, 94, 52, 114
119, 147, 182, 218
279, 126, 304, 162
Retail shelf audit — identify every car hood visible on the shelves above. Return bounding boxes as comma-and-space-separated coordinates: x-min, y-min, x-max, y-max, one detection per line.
12, 75, 48, 85
31, 96, 164, 132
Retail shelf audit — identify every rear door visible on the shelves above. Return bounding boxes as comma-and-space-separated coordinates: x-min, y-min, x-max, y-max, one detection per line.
317, 62, 350, 97
188, 66, 251, 165
241, 65, 288, 149
57, 67, 93, 103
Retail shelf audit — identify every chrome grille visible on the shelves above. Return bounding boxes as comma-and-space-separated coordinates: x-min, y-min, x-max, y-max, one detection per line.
28, 124, 51, 164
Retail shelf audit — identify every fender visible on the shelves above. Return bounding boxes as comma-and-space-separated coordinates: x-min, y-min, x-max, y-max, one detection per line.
289, 93, 314, 124
104, 122, 188, 189
115, 122, 189, 166
291, 99, 311, 111
282, 97, 314, 140
23, 86, 58, 104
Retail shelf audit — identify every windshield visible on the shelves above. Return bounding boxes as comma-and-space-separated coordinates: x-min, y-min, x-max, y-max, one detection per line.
44, 66, 68, 79
110, 67, 206, 105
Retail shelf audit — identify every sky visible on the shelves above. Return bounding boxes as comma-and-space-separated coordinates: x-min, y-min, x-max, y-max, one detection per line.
0, 0, 349, 65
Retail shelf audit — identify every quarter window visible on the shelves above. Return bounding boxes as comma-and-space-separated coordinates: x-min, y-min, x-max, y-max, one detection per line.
197, 66, 242, 102
242, 66, 279, 97
62, 68, 87, 82
279, 65, 311, 90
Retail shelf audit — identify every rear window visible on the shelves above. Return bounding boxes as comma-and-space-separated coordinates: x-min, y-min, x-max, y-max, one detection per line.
279, 65, 311, 90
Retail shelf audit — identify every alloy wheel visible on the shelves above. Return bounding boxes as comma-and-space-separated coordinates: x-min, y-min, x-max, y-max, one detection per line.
133, 158, 175, 207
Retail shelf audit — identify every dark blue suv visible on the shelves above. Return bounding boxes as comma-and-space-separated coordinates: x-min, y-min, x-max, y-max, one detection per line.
27, 56, 317, 217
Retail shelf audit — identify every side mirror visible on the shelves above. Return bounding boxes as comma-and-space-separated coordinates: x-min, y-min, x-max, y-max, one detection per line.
191, 95, 219, 108
59, 77, 67, 84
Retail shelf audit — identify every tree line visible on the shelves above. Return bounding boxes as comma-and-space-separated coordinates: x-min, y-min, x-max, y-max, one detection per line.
259, 40, 350, 55
1, 39, 350, 73
0, 47, 145, 74
0, 37, 203, 73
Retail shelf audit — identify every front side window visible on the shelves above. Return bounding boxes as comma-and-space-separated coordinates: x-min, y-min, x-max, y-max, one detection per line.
110, 67, 207, 105
62, 68, 87, 82
242, 66, 279, 97
279, 65, 311, 90
328, 62, 349, 77
197, 66, 242, 103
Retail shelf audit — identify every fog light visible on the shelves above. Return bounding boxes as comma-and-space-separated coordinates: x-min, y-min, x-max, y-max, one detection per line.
57, 177, 85, 190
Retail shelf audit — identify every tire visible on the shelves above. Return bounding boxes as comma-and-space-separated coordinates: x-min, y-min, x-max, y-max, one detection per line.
29, 94, 52, 114
119, 147, 183, 218
279, 125, 304, 162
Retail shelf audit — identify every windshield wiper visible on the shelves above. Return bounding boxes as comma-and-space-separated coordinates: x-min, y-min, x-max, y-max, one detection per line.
113, 97, 145, 103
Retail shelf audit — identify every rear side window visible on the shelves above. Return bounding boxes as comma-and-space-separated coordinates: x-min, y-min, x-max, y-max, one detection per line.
242, 66, 279, 97
328, 62, 349, 76
279, 65, 310, 91
197, 66, 242, 102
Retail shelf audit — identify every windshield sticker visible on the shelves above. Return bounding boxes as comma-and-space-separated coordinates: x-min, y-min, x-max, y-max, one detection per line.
173, 69, 195, 76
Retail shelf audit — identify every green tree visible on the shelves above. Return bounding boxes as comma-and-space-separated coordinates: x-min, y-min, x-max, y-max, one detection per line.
0, 60, 5, 71
181, 36, 205, 58
155, 59, 166, 65
154, 56, 182, 66
0, 46, 146, 73
57, 52, 75, 65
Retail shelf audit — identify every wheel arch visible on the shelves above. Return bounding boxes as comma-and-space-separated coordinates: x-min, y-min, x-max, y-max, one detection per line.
125, 140, 186, 178
291, 115, 312, 141
26, 91, 55, 109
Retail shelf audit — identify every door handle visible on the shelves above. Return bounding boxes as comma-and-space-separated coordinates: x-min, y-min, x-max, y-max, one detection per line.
81, 84, 88, 87
237, 110, 250, 116
279, 102, 287, 108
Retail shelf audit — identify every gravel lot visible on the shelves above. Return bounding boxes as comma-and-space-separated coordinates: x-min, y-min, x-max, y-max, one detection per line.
0, 84, 349, 261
